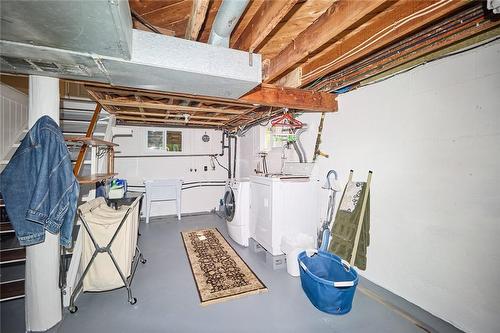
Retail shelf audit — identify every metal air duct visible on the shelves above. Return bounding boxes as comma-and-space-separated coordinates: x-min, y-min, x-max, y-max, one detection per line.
208, 0, 250, 47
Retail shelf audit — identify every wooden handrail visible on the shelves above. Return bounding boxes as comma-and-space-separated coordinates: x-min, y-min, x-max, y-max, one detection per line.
73, 104, 101, 176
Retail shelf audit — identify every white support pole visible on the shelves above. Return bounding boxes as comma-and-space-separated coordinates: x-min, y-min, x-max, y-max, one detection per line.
25, 75, 62, 332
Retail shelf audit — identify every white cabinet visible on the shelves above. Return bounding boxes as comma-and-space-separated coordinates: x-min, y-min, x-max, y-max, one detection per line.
250, 176, 319, 255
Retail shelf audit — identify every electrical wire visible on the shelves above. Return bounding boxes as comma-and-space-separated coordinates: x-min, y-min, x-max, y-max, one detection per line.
303, 0, 452, 81
310, 5, 484, 91
357, 36, 500, 89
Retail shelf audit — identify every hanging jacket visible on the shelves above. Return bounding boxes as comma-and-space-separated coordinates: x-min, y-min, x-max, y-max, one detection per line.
0, 116, 79, 247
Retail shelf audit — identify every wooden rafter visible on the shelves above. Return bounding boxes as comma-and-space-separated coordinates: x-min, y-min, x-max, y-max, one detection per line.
85, 82, 337, 130
240, 84, 337, 112
98, 99, 246, 115
311, 6, 499, 91
231, 0, 298, 52
263, 0, 390, 83
113, 110, 231, 121
291, 0, 471, 88
185, 0, 210, 40
115, 115, 224, 127
230, 0, 265, 44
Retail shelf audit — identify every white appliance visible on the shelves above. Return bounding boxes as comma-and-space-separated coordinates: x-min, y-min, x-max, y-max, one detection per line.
223, 179, 250, 246
250, 175, 319, 256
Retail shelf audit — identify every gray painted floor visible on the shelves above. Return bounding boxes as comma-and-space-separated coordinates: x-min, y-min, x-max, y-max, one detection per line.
2, 214, 462, 333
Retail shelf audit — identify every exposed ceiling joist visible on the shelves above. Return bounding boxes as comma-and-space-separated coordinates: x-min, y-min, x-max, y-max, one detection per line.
114, 110, 231, 121
240, 84, 337, 112
85, 81, 337, 130
230, 0, 265, 44
115, 115, 224, 127
263, 0, 390, 82
185, 0, 210, 40
294, 0, 471, 88
98, 99, 246, 115
231, 0, 298, 52
311, 4, 499, 91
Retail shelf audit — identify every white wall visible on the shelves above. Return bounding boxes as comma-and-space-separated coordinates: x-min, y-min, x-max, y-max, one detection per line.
238, 41, 500, 333
114, 126, 229, 216
0, 83, 28, 160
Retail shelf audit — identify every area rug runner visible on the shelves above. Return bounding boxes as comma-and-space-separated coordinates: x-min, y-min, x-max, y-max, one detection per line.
181, 228, 267, 305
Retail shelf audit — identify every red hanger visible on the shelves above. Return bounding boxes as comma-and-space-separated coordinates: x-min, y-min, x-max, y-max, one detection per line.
271, 113, 303, 129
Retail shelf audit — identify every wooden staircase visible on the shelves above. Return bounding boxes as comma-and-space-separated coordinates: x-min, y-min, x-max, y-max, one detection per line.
0, 196, 26, 302
0, 98, 114, 304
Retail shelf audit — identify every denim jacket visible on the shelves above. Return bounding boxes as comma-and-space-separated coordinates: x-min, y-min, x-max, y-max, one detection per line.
0, 116, 79, 247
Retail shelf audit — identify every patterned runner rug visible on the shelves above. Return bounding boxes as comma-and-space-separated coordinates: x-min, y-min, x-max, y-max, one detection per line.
181, 228, 267, 305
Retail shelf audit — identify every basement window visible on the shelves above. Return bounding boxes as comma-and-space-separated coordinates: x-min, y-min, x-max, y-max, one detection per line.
166, 131, 182, 152
147, 130, 164, 150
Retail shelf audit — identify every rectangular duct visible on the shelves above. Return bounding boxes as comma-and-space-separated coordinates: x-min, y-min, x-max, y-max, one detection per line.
0, 2, 262, 99
0, 0, 132, 59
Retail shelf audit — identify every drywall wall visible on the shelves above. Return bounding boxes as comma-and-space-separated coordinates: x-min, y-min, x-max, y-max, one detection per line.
237, 41, 500, 333
114, 126, 229, 216
0, 83, 28, 161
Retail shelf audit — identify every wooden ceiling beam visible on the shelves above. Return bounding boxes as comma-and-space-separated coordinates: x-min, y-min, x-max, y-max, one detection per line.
115, 115, 223, 127
263, 0, 390, 83
114, 110, 231, 121
313, 10, 499, 91
240, 84, 337, 112
230, 0, 265, 44
98, 98, 246, 115
231, 0, 298, 52
185, 0, 210, 40
85, 85, 254, 108
296, 0, 470, 88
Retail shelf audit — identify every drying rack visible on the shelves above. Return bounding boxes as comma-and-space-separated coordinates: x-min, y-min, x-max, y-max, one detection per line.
68, 194, 146, 313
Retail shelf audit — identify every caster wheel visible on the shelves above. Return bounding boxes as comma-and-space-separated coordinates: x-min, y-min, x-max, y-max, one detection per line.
141, 258, 147, 264
129, 297, 137, 305
69, 306, 78, 313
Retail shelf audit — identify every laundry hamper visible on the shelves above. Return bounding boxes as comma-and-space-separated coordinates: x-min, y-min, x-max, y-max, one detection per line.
79, 197, 140, 292
298, 248, 358, 315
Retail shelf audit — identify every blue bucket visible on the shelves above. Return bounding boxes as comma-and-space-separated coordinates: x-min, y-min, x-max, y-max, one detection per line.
298, 249, 358, 315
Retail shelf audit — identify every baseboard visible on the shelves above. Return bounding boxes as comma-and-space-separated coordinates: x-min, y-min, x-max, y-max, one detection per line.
359, 276, 464, 333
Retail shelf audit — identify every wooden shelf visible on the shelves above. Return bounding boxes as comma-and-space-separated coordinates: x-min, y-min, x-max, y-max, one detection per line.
65, 136, 118, 147
77, 173, 117, 184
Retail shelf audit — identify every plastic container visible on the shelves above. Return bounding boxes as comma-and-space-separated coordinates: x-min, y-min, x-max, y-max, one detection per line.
281, 233, 315, 276
298, 249, 358, 314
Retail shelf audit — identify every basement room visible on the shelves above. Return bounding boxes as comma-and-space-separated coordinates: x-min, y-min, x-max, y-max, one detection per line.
1, 1, 499, 332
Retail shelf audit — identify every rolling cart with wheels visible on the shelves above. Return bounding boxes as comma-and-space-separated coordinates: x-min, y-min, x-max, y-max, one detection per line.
68, 194, 146, 313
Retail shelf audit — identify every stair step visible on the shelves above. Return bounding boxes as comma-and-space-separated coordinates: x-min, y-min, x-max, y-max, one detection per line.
0, 222, 14, 234
0, 279, 25, 302
0, 248, 26, 264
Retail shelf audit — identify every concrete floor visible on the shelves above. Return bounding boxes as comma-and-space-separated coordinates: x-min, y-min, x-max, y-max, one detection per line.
1, 213, 463, 333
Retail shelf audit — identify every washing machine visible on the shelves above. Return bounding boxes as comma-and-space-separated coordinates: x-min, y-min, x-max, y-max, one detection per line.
223, 178, 250, 247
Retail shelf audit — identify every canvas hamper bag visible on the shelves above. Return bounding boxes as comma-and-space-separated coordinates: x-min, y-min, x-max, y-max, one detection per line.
298, 249, 358, 315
